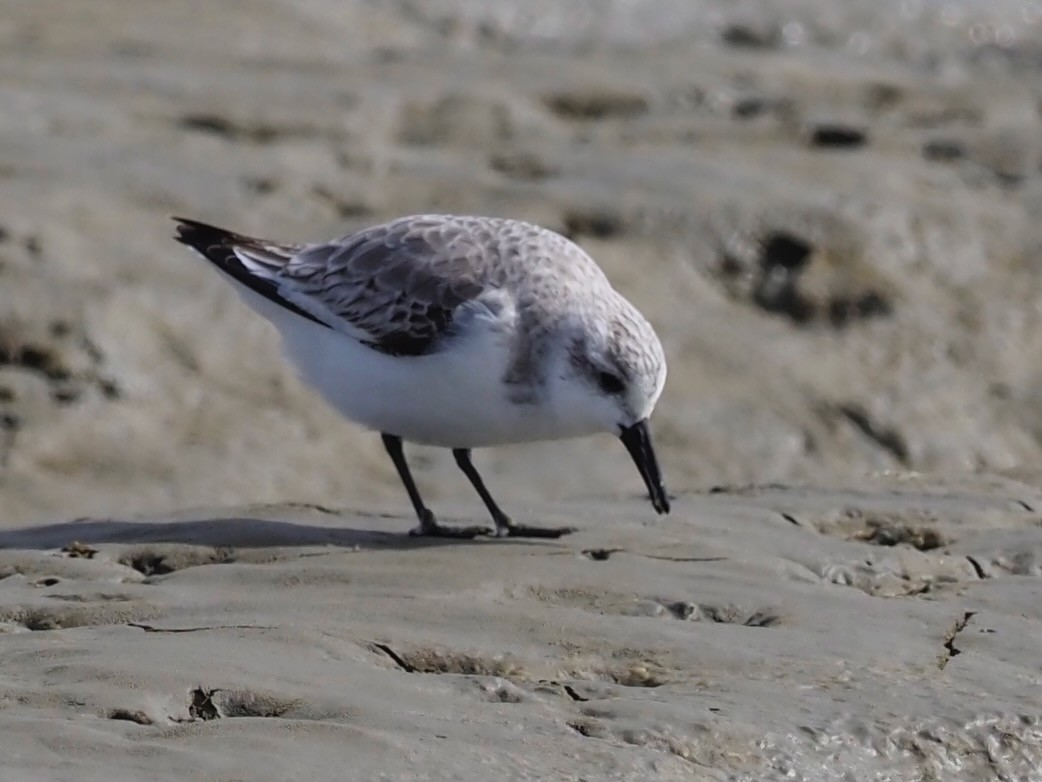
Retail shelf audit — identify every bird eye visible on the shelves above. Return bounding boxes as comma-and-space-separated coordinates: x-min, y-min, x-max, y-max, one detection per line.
597, 370, 625, 395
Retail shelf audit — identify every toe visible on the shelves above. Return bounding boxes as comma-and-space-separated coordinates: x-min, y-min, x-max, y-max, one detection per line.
410, 523, 492, 539
502, 524, 577, 539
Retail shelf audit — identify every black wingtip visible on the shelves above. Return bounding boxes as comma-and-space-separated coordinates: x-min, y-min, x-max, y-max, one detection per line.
170, 216, 332, 331
171, 216, 238, 255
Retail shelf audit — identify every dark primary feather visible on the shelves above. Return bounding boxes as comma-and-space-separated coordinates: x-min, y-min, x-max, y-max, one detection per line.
172, 216, 489, 356
172, 218, 328, 329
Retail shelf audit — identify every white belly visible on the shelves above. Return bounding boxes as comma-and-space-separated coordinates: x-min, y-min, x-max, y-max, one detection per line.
286, 322, 517, 446
232, 293, 577, 449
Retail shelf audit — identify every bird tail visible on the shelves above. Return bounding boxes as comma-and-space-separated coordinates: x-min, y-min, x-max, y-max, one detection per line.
171, 217, 329, 328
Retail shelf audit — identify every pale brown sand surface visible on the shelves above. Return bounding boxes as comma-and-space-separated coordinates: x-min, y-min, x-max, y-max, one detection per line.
3, 1, 1042, 779
2, 479, 1042, 781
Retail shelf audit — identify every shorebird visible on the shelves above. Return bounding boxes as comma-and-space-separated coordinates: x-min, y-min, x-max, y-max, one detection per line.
173, 214, 669, 538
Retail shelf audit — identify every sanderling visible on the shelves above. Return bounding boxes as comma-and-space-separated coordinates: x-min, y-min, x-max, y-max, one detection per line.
173, 214, 669, 538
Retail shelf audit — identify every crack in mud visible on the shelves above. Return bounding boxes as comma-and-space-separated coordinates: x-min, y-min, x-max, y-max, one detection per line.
563, 683, 589, 702
833, 404, 910, 466
639, 554, 728, 564
582, 548, 622, 561
128, 622, 274, 634
965, 556, 987, 580
370, 642, 416, 673
282, 501, 342, 516
186, 687, 221, 721
938, 611, 976, 670
567, 720, 598, 738
108, 708, 154, 725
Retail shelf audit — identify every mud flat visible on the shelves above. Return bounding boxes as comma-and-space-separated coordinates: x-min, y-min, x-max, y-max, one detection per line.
2, 476, 1042, 780
2, 1, 1042, 779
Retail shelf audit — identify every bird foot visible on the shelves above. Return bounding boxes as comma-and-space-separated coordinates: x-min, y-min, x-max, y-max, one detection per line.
408, 523, 493, 539
494, 521, 577, 539
409, 511, 492, 539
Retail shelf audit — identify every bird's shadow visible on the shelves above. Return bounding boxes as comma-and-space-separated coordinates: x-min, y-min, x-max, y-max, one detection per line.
0, 508, 509, 552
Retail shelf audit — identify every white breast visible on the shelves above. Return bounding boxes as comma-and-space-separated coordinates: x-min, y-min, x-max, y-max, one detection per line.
218, 271, 610, 448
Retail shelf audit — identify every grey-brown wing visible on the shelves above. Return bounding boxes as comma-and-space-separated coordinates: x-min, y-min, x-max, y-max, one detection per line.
245, 217, 491, 356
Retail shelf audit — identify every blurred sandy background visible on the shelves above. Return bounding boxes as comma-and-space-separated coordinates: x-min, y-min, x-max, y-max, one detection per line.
2, 2, 1042, 780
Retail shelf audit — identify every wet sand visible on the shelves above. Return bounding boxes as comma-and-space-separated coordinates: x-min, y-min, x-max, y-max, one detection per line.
2, 1, 1042, 779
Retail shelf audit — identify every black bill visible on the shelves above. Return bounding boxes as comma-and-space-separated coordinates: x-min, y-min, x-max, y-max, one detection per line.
619, 419, 670, 514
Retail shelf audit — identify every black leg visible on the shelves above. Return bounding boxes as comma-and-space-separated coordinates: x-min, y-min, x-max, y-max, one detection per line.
452, 448, 576, 539
380, 434, 490, 538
